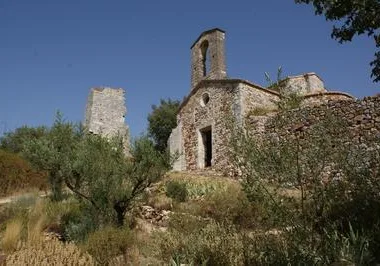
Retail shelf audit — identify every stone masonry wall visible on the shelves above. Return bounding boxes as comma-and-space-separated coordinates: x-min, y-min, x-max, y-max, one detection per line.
239, 83, 279, 119
84, 87, 130, 153
178, 82, 239, 171
249, 95, 380, 144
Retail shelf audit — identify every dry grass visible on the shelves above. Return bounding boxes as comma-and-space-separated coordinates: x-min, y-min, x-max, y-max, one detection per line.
6, 238, 94, 266
27, 199, 47, 245
167, 171, 239, 200
147, 194, 173, 211
1, 219, 23, 253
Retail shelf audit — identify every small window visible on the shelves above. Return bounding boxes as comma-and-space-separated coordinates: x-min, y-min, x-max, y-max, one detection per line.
201, 93, 210, 106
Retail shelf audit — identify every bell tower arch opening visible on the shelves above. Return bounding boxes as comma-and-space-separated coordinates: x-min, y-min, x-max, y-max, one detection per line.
200, 40, 210, 77
190, 28, 227, 89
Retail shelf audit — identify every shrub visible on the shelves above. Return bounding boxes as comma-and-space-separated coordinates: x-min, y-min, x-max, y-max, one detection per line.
229, 110, 380, 263
0, 149, 47, 197
0, 125, 48, 154
153, 216, 244, 265
60, 205, 98, 243
84, 226, 135, 265
197, 183, 258, 228
165, 180, 188, 202
276, 91, 303, 110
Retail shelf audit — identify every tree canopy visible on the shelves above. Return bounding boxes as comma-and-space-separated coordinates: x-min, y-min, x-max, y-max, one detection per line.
0, 125, 49, 154
22, 113, 171, 226
147, 98, 180, 152
295, 0, 380, 82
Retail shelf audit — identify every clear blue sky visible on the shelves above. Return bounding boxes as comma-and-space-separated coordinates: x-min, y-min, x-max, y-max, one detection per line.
0, 0, 378, 137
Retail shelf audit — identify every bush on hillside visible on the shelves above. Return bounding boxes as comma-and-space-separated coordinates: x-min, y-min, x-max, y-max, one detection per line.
229, 111, 380, 263
165, 180, 188, 202
85, 226, 136, 265
153, 215, 243, 265
0, 125, 48, 154
0, 149, 47, 197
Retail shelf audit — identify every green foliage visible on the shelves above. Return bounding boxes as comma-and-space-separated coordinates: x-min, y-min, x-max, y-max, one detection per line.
22, 112, 171, 229
295, 0, 380, 82
276, 90, 303, 111
84, 226, 135, 265
147, 98, 180, 152
173, 175, 228, 200
0, 150, 47, 197
264, 67, 303, 111
153, 216, 243, 266
196, 184, 258, 228
60, 204, 97, 242
165, 180, 188, 202
265, 66, 283, 90
23, 112, 82, 201
64, 134, 171, 227
229, 111, 380, 263
0, 126, 48, 154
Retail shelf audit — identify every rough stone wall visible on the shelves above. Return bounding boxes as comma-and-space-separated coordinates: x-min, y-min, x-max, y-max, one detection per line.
190, 29, 227, 89
301, 92, 354, 107
176, 82, 239, 171
279, 73, 327, 95
84, 87, 130, 153
249, 95, 380, 144
239, 83, 279, 119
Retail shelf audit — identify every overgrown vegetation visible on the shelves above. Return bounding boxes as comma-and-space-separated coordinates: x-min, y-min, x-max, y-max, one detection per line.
265, 67, 303, 111
228, 112, 380, 264
1, 104, 380, 264
85, 226, 136, 265
165, 180, 188, 202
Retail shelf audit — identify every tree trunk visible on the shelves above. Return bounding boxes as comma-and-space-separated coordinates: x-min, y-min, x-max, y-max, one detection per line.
114, 203, 126, 227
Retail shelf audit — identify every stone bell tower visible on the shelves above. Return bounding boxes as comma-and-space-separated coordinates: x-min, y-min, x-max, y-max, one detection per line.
190, 28, 227, 89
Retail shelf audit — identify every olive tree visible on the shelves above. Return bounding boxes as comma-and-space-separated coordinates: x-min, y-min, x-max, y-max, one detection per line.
23, 112, 81, 201
66, 135, 171, 226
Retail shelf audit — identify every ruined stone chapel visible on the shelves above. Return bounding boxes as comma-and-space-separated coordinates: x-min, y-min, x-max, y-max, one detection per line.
168, 28, 353, 172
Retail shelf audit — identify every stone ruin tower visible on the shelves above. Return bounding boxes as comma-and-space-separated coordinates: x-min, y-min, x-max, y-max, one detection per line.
84, 87, 130, 154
